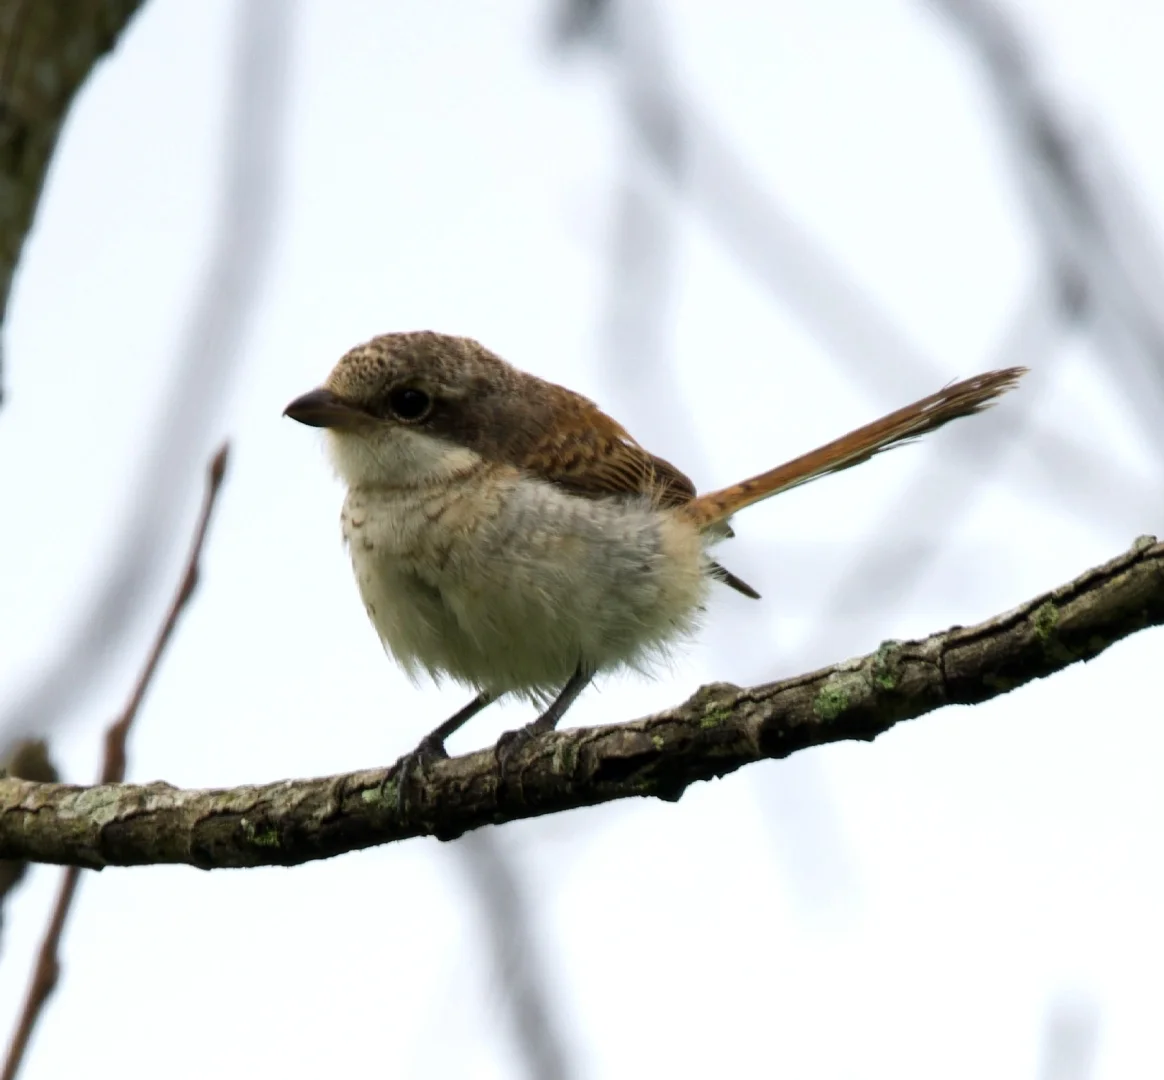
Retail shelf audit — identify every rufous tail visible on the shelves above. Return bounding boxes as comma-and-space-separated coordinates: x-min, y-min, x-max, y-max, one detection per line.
680, 367, 1027, 530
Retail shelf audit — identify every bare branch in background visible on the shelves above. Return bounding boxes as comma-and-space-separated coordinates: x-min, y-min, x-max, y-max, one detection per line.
0, 444, 229, 1080
576, 58, 1148, 525
548, 0, 610, 52
0, 1, 295, 750
702, 110, 1156, 507
1037, 996, 1100, 1080
459, 831, 574, 1080
931, 0, 1164, 463
710, 0, 1164, 664
600, 1, 693, 445
0, 0, 147, 407
1, 535, 1160, 870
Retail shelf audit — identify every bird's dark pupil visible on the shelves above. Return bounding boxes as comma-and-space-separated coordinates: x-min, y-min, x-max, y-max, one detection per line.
390, 388, 430, 420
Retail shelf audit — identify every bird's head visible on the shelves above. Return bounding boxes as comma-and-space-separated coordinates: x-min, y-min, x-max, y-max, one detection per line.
284, 331, 527, 489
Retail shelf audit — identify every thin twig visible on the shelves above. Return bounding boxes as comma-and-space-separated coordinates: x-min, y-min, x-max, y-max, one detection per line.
0, 444, 230, 1080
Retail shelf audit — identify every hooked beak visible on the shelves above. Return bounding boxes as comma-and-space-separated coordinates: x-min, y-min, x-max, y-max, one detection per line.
283, 387, 366, 429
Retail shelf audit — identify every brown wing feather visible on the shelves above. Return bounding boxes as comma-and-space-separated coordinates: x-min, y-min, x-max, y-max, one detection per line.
521, 392, 695, 505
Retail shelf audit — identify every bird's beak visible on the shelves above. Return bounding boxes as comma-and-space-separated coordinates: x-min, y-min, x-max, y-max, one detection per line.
283, 387, 365, 429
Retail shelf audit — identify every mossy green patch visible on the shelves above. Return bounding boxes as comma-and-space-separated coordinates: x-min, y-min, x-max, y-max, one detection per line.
872, 640, 903, 691
1031, 600, 1077, 663
813, 683, 849, 722
241, 818, 280, 848
813, 671, 869, 721
699, 707, 731, 729
1032, 600, 1058, 642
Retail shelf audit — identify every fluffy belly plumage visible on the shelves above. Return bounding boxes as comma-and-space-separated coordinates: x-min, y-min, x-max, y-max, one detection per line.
342, 474, 712, 700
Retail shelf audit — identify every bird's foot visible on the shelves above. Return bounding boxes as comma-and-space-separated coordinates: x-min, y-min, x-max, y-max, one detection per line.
389, 734, 448, 813
493, 717, 555, 786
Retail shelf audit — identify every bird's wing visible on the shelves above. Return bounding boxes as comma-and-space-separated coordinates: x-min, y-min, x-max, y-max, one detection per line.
514, 389, 760, 599
516, 388, 696, 506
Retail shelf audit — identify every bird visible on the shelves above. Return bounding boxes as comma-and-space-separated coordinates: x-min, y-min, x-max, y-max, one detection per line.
284, 331, 1025, 779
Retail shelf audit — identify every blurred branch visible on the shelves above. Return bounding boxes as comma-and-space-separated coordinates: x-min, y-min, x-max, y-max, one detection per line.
1037, 996, 1100, 1080
0, 444, 229, 1080
1, 535, 1160, 869
600, 1, 693, 448
548, 0, 610, 51
0, 0, 146, 407
778, 4, 1164, 655
698, 111, 1162, 507
931, 0, 1164, 461
459, 832, 573, 1080
0, 0, 294, 750
595, 60, 1153, 520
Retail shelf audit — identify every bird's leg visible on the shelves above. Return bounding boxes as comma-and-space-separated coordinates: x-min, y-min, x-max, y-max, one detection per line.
528, 667, 595, 735
495, 666, 594, 776
392, 691, 495, 810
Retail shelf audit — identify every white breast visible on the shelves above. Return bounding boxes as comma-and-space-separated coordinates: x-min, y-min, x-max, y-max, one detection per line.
341, 468, 712, 702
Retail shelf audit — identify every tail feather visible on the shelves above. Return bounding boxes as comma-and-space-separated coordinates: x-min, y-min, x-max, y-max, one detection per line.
681, 367, 1027, 530
709, 560, 761, 599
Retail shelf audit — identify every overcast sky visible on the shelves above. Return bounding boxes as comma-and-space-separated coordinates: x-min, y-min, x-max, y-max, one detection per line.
1, 2, 1161, 1077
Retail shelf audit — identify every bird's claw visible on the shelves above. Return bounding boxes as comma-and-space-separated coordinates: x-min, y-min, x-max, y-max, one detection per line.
494, 724, 539, 783
390, 735, 448, 813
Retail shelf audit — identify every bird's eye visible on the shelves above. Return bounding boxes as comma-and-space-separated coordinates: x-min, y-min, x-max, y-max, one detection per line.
386, 387, 432, 422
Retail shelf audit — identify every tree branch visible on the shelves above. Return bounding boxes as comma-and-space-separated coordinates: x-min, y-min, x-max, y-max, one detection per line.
0, 536, 1160, 871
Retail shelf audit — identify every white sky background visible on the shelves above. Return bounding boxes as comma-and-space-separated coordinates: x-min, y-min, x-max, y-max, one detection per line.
1, 0, 1162, 1077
